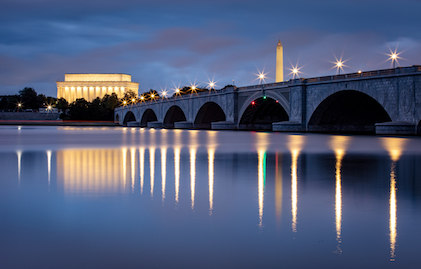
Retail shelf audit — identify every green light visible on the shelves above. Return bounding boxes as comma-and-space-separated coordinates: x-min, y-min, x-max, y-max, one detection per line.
263, 96, 267, 100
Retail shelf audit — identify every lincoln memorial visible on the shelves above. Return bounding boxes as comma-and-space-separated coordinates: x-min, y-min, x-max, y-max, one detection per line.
56, 74, 139, 103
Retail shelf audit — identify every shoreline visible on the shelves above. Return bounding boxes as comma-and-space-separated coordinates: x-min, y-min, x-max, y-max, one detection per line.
0, 120, 119, 127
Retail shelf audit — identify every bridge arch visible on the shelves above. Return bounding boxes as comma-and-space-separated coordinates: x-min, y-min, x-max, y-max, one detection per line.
141, 109, 158, 127
123, 111, 136, 126
163, 105, 187, 128
239, 96, 289, 130
194, 102, 226, 129
239, 91, 289, 122
308, 90, 391, 133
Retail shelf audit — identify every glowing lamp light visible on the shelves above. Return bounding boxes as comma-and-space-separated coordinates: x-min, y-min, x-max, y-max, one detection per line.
288, 63, 302, 79
358, 70, 362, 74
175, 88, 180, 94
150, 93, 155, 99
332, 57, 347, 75
18, 103, 22, 107
251, 101, 255, 105
123, 100, 127, 105
162, 91, 167, 98
140, 96, 145, 101
387, 48, 401, 69
208, 81, 216, 90
255, 70, 268, 84
131, 98, 136, 103
47, 105, 52, 110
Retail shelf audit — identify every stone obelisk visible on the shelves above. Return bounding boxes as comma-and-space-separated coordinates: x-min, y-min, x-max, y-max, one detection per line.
276, 40, 283, 82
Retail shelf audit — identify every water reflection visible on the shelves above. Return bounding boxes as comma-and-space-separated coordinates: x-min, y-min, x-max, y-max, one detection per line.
382, 137, 407, 262
150, 148, 155, 198
208, 149, 215, 216
131, 148, 136, 193
139, 148, 145, 194
190, 148, 196, 210
330, 135, 351, 254
208, 131, 217, 216
4, 128, 421, 267
190, 131, 198, 210
161, 148, 167, 203
258, 150, 266, 229
174, 148, 180, 204
46, 150, 52, 190
289, 135, 304, 233
16, 150, 22, 184
122, 148, 127, 188
57, 149, 126, 195
275, 153, 283, 227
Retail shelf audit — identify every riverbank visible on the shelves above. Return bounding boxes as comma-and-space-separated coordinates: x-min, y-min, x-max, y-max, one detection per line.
0, 120, 119, 126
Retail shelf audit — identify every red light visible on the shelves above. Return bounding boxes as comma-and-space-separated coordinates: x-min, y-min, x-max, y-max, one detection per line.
276, 100, 279, 103
251, 101, 255, 105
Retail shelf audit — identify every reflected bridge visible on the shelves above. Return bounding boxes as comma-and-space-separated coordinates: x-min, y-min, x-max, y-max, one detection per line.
115, 66, 421, 135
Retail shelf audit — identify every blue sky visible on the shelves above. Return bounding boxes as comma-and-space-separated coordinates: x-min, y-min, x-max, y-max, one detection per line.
1, 0, 421, 97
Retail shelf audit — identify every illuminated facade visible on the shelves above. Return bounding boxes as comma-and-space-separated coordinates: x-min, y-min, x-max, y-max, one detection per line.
56, 74, 139, 103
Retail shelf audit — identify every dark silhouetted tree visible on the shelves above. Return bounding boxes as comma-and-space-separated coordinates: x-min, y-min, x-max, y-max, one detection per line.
19, 87, 38, 109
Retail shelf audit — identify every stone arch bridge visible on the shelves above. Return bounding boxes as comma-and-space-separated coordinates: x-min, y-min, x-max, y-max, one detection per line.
115, 66, 421, 135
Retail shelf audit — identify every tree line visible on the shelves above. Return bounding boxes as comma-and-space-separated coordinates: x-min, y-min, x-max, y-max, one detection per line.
1, 85, 235, 121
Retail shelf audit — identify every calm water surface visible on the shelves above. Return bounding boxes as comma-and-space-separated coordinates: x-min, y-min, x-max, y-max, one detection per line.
0, 126, 420, 268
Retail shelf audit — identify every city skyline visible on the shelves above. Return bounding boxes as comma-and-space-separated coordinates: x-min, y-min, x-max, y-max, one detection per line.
1, 0, 421, 97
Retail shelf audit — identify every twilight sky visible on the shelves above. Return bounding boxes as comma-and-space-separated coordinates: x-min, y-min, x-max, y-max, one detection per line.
1, 0, 421, 97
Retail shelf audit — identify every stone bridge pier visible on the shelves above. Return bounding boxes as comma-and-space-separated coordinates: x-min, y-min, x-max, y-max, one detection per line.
115, 66, 421, 135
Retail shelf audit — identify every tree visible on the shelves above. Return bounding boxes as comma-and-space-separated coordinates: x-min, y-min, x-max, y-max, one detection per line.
37, 94, 47, 108
19, 87, 38, 109
123, 90, 137, 101
68, 98, 89, 120
56, 98, 69, 112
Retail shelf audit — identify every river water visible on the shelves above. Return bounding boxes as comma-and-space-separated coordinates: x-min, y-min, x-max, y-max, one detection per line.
0, 126, 420, 268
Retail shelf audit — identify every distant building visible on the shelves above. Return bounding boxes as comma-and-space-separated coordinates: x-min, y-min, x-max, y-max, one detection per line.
56, 74, 139, 103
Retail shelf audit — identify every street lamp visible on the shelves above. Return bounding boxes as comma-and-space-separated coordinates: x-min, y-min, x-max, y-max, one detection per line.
391, 53, 397, 69
256, 70, 267, 100
387, 48, 401, 69
336, 60, 344, 75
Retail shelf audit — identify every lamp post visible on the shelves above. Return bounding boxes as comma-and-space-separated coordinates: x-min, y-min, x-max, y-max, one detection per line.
292, 68, 299, 79
258, 72, 266, 100
336, 61, 343, 75
391, 53, 397, 69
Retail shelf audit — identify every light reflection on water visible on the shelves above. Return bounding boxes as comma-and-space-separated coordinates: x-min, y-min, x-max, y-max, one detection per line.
1, 126, 421, 268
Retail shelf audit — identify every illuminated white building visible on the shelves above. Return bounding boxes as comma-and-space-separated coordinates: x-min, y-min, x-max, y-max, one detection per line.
56, 74, 139, 103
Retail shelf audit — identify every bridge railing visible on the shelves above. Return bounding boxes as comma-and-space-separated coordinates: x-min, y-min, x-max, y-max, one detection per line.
299, 65, 420, 84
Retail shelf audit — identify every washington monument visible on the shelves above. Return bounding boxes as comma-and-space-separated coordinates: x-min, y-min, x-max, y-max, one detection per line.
276, 40, 283, 82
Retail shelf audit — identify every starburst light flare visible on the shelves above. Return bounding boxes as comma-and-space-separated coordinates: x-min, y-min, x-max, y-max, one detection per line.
330, 55, 348, 75
254, 69, 268, 84
387, 47, 402, 69
207, 80, 217, 90
160, 89, 168, 98
288, 63, 303, 79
